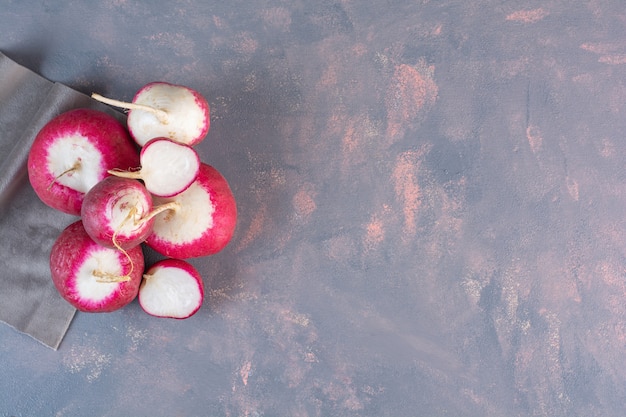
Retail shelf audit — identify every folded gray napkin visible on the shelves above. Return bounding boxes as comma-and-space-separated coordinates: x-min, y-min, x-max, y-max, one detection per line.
0, 52, 126, 349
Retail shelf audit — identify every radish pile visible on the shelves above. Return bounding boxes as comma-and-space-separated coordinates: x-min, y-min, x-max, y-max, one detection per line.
27, 82, 237, 319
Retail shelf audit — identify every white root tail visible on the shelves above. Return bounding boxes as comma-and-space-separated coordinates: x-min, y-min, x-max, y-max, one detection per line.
91, 93, 169, 124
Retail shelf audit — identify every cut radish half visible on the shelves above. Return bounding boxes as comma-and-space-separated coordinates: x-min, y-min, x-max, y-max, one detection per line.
139, 259, 204, 319
108, 137, 200, 197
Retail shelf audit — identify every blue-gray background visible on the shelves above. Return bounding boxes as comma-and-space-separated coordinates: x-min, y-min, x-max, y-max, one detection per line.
2, 1, 626, 416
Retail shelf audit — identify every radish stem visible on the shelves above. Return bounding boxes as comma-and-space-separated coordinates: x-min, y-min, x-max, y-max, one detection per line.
137, 201, 180, 226
91, 93, 169, 124
47, 160, 81, 190
107, 168, 143, 180
92, 269, 132, 283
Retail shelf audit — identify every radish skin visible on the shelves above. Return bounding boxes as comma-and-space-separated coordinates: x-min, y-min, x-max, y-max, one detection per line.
81, 176, 154, 250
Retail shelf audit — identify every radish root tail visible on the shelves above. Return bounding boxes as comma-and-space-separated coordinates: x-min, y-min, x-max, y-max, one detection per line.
93, 206, 138, 283
91, 93, 170, 124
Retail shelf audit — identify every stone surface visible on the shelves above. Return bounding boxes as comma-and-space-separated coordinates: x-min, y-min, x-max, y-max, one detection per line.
1, 1, 626, 416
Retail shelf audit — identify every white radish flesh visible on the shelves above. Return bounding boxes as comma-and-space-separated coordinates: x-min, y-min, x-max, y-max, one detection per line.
109, 137, 200, 197
139, 259, 204, 319
46, 135, 102, 193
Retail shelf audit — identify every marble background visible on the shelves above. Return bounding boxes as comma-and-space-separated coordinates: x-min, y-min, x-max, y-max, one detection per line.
1, 1, 626, 416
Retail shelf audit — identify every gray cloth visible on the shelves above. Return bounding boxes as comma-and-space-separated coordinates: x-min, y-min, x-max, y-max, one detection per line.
0, 52, 126, 349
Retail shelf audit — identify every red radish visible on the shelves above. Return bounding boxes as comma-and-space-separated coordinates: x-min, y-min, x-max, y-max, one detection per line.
49, 220, 144, 313
27, 108, 140, 215
145, 163, 237, 259
91, 82, 210, 147
108, 137, 200, 197
81, 176, 154, 250
139, 259, 204, 319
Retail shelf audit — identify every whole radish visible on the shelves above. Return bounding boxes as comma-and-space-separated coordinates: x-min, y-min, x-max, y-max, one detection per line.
139, 258, 204, 319
92, 82, 210, 147
145, 163, 237, 259
81, 176, 154, 250
50, 220, 144, 313
108, 137, 200, 197
27, 108, 140, 215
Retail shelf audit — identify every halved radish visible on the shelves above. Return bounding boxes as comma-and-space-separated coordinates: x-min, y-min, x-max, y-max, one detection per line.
92, 82, 210, 147
139, 259, 204, 319
145, 163, 237, 259
49, 220, 144, 313
108, 137, 200, 197
27, 108, 140, 215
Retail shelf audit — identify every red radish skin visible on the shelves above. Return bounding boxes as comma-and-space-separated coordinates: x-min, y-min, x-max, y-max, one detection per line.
146, 163, 237, 259
92, 82, 210, 147
139, 259, 204, 319
27, 108, 140, 215
108, 137, 200, 197
81, 176, 154, 250
50, 220, 144, 313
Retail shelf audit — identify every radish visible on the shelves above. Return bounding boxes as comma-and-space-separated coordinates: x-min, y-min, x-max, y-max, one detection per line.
91, 82, 210, 147
108, 137, 200, 197
139, 259, 204, 319
81, 176, 153, 250
27, 108, 140, 215
81, 176, 181, 250
145, 163, 237, 259
49, 220, 144, 313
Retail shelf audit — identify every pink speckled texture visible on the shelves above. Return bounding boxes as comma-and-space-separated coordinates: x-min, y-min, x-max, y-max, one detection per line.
1, 1, 626, 416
